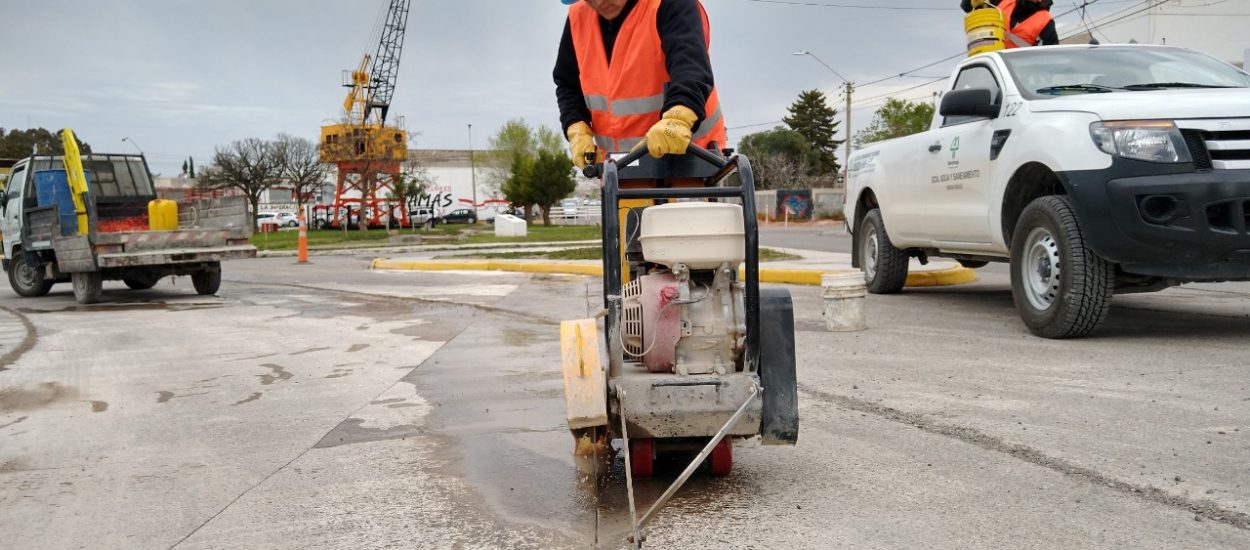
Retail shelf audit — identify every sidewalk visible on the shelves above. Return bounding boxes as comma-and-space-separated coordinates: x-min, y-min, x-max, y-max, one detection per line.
370, 245, 976, 288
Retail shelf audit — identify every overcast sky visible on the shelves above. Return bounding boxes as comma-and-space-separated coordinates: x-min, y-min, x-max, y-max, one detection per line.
1, 0, 1132, 175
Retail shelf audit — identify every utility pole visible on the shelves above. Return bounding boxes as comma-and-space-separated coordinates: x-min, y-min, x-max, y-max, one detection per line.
468, 123, 477, 217
843, 81, 853, 184
793, 51, 853, 184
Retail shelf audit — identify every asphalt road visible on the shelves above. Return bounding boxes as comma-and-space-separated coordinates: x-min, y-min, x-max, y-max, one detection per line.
1, 252, 1247, 549
760, 223, 852, 254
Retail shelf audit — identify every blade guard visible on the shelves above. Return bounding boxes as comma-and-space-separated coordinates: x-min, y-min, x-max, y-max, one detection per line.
561, 319, 608, 431
759, 288, 799, 445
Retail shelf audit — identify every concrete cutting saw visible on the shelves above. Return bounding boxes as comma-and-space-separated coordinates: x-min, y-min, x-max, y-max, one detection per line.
560, 143, 799, 548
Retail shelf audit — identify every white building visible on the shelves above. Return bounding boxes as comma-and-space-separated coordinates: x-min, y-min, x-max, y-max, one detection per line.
408, 149, 507, 215
1061, 0, 1250, 67
403, 149, 596, 216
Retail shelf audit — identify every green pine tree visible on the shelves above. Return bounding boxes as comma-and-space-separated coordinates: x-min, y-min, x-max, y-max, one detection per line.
782, 89, 842, 175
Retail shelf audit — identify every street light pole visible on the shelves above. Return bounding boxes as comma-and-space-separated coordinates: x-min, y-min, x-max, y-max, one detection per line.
793, 51, 853, 182
468, 123, 477, 219
121, 136, 144, 156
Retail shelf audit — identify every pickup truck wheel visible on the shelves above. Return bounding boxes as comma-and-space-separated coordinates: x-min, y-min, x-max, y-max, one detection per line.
1010, 196, 1114, 339
71, 272, 103, 304
8, 253, 54, 297
860, 209, 909, 294
192, 265, 222, 295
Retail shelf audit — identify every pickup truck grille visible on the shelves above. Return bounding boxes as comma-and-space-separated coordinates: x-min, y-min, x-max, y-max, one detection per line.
1177, 119, 1250, 170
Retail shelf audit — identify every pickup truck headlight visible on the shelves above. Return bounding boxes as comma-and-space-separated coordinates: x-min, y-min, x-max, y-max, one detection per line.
1089, 121, 1192, 163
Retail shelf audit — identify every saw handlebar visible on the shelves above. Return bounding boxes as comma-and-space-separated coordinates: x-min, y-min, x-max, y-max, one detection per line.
582, 142, 727, 179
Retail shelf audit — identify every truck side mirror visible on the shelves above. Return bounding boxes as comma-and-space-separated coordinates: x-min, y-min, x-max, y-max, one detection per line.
940, 88, 1000, 119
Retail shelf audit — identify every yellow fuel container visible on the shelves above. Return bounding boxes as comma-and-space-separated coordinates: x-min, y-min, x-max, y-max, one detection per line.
966, 7, 1006, 57
148, 199, 179, 231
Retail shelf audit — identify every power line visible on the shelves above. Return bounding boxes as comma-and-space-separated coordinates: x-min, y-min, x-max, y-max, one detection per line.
856, 54, 966, 89
740, 0, 957, 11
848, 0, 1113, 91
740, 0, 1181, 133
1075, 0, 1176, 32
847, 1, 1175, 110
852, 76, 949, 106
727, 120, 784, 131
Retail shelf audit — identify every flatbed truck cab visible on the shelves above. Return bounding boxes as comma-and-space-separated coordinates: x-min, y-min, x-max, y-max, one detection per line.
1, 153, 256, 304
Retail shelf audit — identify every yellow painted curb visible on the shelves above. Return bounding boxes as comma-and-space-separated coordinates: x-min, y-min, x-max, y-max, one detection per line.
740, 267, 825, 286
372, 258, 978, 288
370, 258, 604, 277
905, 266, 978, 287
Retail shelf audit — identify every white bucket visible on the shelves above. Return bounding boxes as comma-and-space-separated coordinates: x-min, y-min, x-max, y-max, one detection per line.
822, 272, 867, 332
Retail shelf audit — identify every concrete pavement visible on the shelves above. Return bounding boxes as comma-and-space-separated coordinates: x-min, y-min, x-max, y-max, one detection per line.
0, 255, 1247, 549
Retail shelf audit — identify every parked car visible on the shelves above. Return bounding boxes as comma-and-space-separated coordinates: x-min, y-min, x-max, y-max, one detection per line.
257, 212, 298, 228
407, 207, 442, 227
441, 208, 477, 224
484, 206, 527, 224
561, 198, 580, 216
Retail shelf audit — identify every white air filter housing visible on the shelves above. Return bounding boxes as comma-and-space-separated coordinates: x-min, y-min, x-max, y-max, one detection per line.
639, 202, 745, 270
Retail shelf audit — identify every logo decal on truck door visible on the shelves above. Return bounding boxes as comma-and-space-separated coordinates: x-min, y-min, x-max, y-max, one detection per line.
950, 136, 961, 160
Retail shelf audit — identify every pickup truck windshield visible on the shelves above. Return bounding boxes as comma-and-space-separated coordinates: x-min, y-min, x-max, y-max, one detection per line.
1002, 47, 1250, 98
26, 155, 155, 197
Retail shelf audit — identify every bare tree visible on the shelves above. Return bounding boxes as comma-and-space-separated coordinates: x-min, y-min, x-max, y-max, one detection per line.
750, 151, 809, 190
273, 133, 330, 213
198, 138, 282, 232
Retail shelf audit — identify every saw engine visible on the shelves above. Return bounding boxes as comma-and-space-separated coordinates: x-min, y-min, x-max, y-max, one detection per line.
620, 202, 748, 375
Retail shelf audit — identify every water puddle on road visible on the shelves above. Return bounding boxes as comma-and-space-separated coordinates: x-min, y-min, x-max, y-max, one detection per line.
0, 382, 80, 413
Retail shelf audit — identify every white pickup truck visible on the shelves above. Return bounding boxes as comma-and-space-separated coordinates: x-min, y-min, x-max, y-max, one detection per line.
845, 45, 1250, 338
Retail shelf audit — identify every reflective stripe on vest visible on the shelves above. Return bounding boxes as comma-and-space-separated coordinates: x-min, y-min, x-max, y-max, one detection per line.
589, 104, 723, 152
582, 93, 667, 118
999, 0, 1053, 49
568, 0, 727, 151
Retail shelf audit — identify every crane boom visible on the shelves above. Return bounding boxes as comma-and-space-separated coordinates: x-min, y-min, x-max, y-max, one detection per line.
367, 0, 412, 124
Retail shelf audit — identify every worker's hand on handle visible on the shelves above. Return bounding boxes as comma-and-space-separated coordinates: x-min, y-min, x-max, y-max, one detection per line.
640, 105, 698, 159
970, 0, 990, 8
567, 121, 597, 169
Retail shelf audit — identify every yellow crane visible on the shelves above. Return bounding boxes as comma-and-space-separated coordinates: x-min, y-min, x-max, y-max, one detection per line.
319, 0, 413, 228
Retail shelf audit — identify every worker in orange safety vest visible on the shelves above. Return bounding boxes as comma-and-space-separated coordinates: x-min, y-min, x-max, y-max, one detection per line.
963, 0, 1059, 48
553, 0, 728, 168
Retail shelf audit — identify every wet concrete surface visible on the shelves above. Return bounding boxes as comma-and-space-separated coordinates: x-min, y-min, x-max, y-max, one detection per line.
0, 254, 1247, 548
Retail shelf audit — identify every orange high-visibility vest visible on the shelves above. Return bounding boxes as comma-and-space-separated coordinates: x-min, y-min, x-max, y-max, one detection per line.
568, 0, 727, 152
999, 0, 1053, 49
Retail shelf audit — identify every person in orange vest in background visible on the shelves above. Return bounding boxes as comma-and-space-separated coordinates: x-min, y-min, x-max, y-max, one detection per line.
554, 0, 727, 168
963, 0, 1059, 48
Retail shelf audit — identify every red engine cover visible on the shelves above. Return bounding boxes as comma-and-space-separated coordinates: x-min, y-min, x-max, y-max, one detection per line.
640, 273, 682, 372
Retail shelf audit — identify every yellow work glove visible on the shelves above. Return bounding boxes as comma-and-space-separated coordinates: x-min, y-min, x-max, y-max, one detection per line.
642, 105, 698, 159
566, 121, 596, 169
